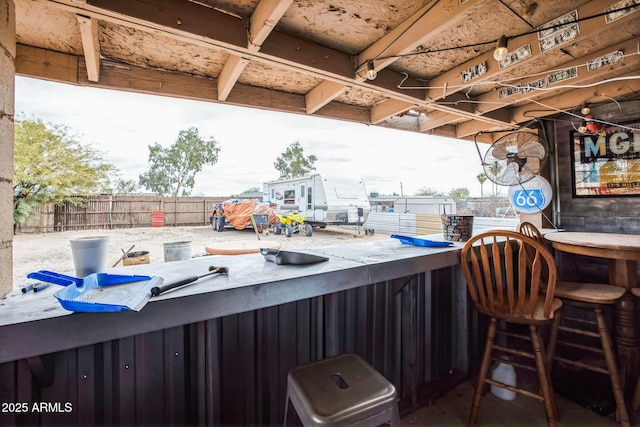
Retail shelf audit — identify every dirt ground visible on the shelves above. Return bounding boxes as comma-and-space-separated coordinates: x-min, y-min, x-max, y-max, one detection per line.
12, 224, 389, 288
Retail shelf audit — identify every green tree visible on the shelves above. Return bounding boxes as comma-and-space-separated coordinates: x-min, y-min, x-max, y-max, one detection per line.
14, 117, 117, 228
415, 187, 445, 196
113, 178, 139, 194
476, 172, 487, 197
242, 186, 261, 193
449, 187, 470, 201
488, 161, 503, 196
274, 141, 317, 179
139, 127, 220, 196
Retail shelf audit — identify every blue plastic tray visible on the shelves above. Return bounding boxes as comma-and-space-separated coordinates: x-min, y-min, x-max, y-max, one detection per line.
391, 235, 453, 247
27, 270, 161, 312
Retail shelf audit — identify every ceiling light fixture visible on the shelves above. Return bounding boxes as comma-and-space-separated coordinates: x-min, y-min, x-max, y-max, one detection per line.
365, 61, 377, 81
581, 104, 591, 115
493, 35, 509, 61
578, 120, 588, 133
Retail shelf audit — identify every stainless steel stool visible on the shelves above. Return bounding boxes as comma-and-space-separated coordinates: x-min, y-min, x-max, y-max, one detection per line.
284, 354, 400, 426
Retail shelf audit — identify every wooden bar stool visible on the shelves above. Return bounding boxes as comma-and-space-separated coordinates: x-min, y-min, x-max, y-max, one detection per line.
517, 222, 630, 427
631, 287, 640, 412
284, 354, 400, 426
461, 230, 563, 426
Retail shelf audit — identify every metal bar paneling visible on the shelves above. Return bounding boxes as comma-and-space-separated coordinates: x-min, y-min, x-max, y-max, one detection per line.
0, 269, 479, 426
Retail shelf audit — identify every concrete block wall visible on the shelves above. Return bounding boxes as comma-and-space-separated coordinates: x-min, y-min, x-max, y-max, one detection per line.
0, 0, 15, 296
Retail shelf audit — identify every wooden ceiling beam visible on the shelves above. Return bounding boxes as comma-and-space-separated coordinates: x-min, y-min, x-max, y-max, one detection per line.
422, 37, 640, 135
248, 0, 293, 49
15, 44, 373, 127
87, 0, 248, 48
371, 99, 416, 124
426, 0, 632, 102
69, 0, 429, 107
456, 73, 640, 138
217, 55, 250, 101
218, 0, 293, 101
510, 73, 640, 124
418, 111, 458, 132
75, 14, 100, 82
356, 0, 482, 74
305, 81, 347, 114
475, 38, 640, 115
308, 0, 482, 122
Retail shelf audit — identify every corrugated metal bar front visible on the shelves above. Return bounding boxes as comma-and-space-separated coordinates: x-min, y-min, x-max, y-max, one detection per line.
0, 268, 475, 426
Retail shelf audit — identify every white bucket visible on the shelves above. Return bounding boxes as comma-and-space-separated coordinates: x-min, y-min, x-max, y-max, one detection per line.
490, 361, 517, 400
70, 236, 109, 277
163, 241, 192, 262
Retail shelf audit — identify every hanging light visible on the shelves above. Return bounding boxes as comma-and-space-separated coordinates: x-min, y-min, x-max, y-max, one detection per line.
365, 61, 377, 80
493, 35, 509, 61
581, 104, 591, 115
578, 120, 588, 133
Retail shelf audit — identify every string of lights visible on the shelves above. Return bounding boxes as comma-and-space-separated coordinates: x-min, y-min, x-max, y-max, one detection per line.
357, 3, 639, 75
396, 52, 640, 90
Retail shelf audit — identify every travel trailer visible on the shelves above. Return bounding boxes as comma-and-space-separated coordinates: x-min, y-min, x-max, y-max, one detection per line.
263, 174, 371, 229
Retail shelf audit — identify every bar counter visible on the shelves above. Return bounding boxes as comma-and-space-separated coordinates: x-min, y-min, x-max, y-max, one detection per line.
0, 236, 474, 426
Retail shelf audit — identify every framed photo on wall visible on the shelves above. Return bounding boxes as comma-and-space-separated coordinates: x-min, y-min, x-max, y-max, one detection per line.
571, 121, 640, 197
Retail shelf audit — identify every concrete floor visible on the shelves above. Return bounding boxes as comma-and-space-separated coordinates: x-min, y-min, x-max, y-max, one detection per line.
401, 379, 622, 426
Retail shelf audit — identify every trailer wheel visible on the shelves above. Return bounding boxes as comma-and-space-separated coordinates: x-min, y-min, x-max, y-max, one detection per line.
285, 225, 293, 238
304, 224, 313, 237
217, 216, 225, 232
274, 223, 283, 235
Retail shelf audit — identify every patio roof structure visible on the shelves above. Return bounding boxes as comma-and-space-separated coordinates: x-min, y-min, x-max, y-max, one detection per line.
12, 0, 640, 144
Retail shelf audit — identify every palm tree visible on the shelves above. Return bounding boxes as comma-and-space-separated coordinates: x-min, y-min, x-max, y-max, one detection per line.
476, 173, 487, 197
489, 161, 503, 196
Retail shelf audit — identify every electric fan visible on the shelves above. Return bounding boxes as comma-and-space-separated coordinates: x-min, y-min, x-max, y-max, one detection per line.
482, 131, 548, 186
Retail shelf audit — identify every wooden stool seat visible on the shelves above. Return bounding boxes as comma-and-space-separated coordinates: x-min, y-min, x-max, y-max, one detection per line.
554, 281, 626, 304
517, 222, 630, 427
284, 354, 400, 426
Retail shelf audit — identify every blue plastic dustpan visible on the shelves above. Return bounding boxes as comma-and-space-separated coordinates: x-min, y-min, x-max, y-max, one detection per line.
390, 235, 453, 247
27, 270, 163, 312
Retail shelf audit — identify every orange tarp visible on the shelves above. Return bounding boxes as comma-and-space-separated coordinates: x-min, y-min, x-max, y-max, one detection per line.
218, 199, 278, 230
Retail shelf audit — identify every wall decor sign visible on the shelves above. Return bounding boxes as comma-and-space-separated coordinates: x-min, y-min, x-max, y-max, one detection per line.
538, 10, 579, 53
460, 61, 487, 83
571, 122, 640, 197
587, 50, 624, 71
498, 44, 531, 69
605, 0, 640, 24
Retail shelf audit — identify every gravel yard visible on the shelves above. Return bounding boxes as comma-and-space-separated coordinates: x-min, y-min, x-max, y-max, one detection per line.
12, 224, 389, 288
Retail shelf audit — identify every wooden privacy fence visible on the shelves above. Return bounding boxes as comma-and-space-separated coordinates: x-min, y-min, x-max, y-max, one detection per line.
16, 195, 228, 233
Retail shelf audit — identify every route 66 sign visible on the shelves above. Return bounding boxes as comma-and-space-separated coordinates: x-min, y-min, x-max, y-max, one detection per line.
508, 175, 552, 214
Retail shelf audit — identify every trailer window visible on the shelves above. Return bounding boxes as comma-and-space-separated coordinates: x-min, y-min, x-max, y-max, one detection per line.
284, 190, 295, 204
307, 187, 313, 210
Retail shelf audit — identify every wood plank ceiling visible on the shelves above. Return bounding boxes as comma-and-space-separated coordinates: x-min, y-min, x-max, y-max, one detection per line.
13, 0, 640, 144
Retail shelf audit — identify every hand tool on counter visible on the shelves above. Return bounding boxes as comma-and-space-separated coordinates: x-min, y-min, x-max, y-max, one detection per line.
21, 280, 38, 293
151, 266, 229, 297
27, 270, 161, 312
260, 248, 328, 265
33, 282, 50, 292
112, 244, 136, 267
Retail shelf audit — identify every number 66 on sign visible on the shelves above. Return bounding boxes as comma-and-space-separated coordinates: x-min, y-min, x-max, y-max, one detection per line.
508, 175, 552, 214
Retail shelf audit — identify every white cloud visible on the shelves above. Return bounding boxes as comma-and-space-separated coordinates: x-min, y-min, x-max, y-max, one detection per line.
15, 76, 488, 197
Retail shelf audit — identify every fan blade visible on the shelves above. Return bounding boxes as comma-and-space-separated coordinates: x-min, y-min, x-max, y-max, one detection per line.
491, 147, 509, 160
517, 141, 546, 159
499, 162, 520, 186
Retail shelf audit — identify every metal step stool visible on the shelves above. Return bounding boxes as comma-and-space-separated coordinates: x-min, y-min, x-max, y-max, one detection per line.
284, 354, 400, 426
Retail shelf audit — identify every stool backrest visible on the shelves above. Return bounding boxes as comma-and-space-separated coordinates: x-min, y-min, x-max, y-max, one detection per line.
517, 221, 543, 242
461, 230, 557, 323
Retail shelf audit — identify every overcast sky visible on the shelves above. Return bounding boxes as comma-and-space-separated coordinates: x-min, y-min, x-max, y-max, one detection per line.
15, 76, 488, 197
